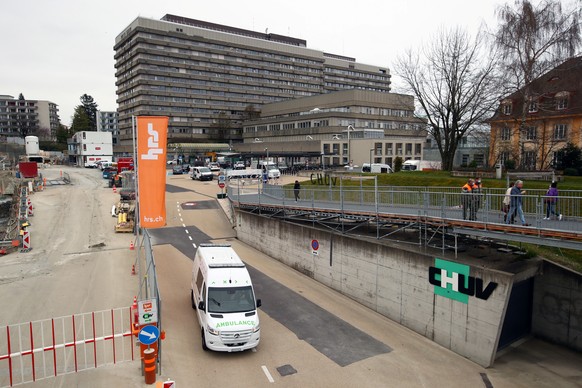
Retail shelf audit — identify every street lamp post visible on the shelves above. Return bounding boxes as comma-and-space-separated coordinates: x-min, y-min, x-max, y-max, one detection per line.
265, 147, 268, 162
369, 149, 374, 169
346, 125, 354, 168
321, 151, 325, 171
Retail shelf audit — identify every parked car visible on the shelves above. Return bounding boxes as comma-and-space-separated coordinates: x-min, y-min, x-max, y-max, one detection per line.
233, 161, 245, 170
102, 167, 116, 179
96, 160, 110, 170
167, 160, 177, 165
181, 164, 191, 173
208, 162, 221, 172
172, 165, 183, 174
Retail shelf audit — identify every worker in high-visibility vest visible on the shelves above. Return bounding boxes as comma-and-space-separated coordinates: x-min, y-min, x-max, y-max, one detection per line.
461, 178, 476, 220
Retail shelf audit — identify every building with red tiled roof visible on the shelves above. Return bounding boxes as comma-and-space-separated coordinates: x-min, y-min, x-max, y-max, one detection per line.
488, 56, 582, 170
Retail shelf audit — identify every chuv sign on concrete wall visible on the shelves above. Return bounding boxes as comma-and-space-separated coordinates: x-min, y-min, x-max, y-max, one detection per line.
429, 258, 498, 303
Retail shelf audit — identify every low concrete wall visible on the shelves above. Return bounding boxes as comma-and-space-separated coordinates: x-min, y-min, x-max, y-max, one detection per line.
236, 211, 513, 367
532, 261, 582, 351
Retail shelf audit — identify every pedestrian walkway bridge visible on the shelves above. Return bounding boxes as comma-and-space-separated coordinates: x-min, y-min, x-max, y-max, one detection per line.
226, 180, 582, 252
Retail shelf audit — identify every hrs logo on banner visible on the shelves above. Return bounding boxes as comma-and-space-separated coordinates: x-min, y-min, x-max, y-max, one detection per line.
141, 123, 163, 160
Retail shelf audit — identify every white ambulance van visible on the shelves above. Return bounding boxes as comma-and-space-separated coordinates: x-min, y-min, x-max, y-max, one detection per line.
191, 244, 261, 352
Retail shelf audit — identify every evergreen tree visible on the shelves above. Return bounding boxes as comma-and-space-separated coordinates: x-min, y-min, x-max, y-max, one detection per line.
80, 94, 98, 131
70, 106, 92, 133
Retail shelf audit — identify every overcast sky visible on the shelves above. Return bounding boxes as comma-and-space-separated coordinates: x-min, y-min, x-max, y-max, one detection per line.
2, 0, 511, 126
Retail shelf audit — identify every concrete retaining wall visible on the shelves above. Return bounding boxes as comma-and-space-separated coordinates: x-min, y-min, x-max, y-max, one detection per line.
532, 261, 582, 351
236, 212, 514, 367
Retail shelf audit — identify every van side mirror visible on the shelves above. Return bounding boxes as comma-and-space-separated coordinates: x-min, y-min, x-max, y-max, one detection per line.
256, 299, 262, 308
198, 301, 205, 311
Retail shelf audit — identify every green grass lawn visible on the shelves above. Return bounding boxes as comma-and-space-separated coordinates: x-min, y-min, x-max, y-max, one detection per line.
363, 171, 582, 190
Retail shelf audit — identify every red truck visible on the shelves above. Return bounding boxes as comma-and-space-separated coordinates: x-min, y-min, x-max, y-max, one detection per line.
116, 158, 134, 174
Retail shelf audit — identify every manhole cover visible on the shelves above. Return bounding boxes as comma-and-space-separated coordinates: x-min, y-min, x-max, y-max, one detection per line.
276, 364, 297, 376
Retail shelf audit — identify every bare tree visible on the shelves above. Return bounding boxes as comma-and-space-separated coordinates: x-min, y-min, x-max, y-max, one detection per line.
493, 0, 581, 168
210, 112, 231, 141
494, 0, 581, 90
395, 28, 500, 171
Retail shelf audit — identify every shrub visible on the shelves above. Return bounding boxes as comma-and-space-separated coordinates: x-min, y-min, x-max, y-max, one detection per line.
564, 167, 579, 176
504, 160, 516, 170
394, 157, 403, 172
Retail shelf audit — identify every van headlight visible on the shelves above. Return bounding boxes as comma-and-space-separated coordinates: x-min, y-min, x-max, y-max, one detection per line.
253, 323, 260, 333
207, 326, 220, 336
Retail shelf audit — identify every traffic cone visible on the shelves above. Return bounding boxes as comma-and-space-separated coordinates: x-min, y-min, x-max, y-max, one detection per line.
130, 241, 134, 250
113, 185, 117, 193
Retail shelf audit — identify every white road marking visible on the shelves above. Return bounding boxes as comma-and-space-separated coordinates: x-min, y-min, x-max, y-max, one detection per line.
185, 229, 189, 234
180, 218, 183, 222
192, 243, 197, 248
182, 223, 186, 228
261, 366, 274, 383
188, 236, 192, 241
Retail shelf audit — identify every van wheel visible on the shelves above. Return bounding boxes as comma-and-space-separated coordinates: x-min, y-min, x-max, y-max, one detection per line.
191, 290, 196, 309
201, 329, 209, 351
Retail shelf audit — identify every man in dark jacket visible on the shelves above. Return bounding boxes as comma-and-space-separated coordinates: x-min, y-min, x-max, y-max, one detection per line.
293, 180, 301, 201
506, 180, 528, 226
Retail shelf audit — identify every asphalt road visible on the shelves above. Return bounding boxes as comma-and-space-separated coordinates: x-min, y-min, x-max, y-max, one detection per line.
1, 167, 581, 387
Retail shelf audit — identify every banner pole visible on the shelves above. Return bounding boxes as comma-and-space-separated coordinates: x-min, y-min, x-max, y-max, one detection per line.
132, 115, 142, 297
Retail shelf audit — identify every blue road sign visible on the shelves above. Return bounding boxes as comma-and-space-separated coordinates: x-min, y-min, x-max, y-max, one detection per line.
138, 325, 160, 346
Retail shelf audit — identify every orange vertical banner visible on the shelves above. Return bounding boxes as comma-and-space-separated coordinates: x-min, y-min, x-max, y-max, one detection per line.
137, 116, 169, 228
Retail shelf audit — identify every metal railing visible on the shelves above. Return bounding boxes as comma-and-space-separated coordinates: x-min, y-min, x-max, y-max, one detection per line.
230, 181, 582, 233
0, 308, 134, 387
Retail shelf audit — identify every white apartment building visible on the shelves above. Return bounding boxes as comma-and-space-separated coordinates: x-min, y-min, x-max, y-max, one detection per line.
68, 131, 113, 167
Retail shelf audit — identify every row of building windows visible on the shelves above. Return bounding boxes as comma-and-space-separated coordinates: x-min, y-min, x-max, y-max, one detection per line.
153, 32, 323, 66
138, 53, 322, 82
141, 71, 320, 91
324, 67, 389, 82
501, 93, 570, 115
500, 124, 569, 141
243, 119, 421, 133
138, 41, 323, 75
271, 106, 413, 119
321, 142, 422, 156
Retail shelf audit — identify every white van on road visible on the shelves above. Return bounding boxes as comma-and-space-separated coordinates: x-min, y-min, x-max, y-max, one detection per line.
362, 163, 393, 173
190, 166, 213, 181
191, 244, 261, 352
257, 161, 281, 180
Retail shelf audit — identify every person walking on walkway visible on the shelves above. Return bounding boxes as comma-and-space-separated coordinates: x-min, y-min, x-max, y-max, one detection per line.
506, 180, 529, 226
293, 180, 301, 201
461, 178, 475, 220
471, 177, 483, 220
502, 182, 514, 223
544, 181, 562, 220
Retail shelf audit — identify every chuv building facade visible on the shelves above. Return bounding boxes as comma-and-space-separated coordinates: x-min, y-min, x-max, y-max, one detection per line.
113, 15, 392, 154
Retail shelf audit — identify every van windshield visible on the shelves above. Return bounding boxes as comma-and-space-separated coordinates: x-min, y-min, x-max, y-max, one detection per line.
207, 286, 255, 313
199, 167, 211, 173
265, 165, 277, 171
